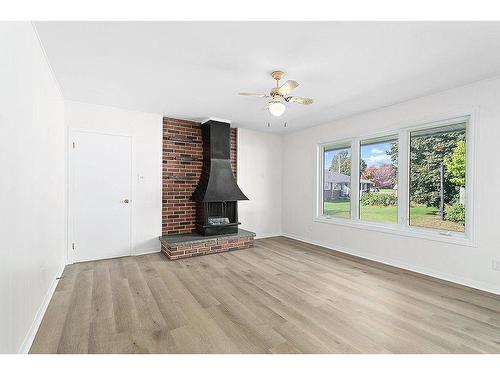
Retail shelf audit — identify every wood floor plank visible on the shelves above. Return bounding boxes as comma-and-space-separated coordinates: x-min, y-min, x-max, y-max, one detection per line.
273, 321, 335, 354
88, 261, 115, 353
139, 274, 189, 331
30, 236, 500, 353
151, 259, 240, 353
204, 304, 269, 353
56, 269, 93, 353
29, 290, 74, 353
124, 260, 168, 332
269, 341, 302, 354
200, 268, 287, 327
109, 264, 140, 334
207, 282, 287, 350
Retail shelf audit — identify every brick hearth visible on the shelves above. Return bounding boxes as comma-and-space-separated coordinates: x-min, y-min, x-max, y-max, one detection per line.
159, 229, 255, 260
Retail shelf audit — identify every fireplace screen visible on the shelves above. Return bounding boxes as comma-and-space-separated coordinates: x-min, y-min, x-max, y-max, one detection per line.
197, 201, 240, 235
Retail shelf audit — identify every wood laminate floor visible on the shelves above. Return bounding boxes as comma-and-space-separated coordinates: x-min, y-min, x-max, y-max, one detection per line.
30, 236, 500, 353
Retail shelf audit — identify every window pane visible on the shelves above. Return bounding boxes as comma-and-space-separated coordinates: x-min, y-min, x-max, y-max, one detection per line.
359, 136, 398, 223
323, 144, 351, 218
409, 122, 466, 232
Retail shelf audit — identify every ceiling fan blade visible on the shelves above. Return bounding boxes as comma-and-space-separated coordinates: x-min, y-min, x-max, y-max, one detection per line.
278, 80, 299, 95
238, 92, 269, 98
286, 96, 314, 105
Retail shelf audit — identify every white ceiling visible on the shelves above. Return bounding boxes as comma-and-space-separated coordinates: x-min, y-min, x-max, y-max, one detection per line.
35, 21, 500, 133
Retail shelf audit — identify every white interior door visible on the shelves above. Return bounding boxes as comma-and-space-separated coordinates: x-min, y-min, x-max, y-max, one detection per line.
71, 131, 132, 262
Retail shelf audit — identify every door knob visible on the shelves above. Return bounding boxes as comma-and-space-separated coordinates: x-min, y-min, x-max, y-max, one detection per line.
123, 199, 130, 204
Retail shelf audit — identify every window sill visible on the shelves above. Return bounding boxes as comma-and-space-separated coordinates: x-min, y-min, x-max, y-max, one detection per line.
313, 216, 476, 247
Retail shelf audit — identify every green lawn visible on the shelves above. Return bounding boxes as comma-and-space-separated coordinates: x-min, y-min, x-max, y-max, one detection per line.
323, 200, 398, 222
323, 200, 351, 218
360, 205, 398, 223
323, 200, 464, 232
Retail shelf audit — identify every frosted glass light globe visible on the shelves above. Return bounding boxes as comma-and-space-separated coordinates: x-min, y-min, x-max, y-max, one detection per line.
268, 101, 286, 117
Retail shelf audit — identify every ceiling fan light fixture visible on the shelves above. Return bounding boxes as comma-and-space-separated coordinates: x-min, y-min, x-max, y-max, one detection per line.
238, 70, 312, 121
268, 100, 286, 117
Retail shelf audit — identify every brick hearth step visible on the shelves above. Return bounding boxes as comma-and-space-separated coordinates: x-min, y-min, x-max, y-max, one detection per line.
159, 229, 256, 260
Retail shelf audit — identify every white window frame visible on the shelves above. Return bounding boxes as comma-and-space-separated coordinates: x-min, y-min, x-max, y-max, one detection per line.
317, 139, 355, 219
315, 114, 476, 247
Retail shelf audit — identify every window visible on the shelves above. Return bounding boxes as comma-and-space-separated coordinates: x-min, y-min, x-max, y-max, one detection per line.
359, 136, 398, 224
323, 143, 352, 218
317, 116, 471, 241
409, 122, 467, 233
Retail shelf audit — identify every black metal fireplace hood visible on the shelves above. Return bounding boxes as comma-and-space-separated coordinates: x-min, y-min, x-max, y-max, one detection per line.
192, 119, 248, 203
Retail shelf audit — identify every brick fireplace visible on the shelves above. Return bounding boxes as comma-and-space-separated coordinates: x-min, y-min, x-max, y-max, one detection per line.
161, 117, 255, 260
162, 117, 237, 235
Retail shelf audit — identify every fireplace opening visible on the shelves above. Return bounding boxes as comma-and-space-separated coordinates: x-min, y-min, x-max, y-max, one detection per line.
197, 201, 240, 236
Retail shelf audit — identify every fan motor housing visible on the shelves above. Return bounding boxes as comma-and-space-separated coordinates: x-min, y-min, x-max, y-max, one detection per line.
271, 70, 284, 81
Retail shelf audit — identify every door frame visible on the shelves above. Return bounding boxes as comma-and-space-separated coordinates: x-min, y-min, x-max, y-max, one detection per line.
68, 129, 134, 264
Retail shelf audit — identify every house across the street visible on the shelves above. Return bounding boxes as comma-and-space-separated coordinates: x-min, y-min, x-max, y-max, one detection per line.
324, 170, 374, 200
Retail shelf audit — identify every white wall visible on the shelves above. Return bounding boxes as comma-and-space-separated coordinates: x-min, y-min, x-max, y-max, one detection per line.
282, 77, 500, 295
238, 128, 282, 238
0, 22, 66, 353
65, 101, 163, 257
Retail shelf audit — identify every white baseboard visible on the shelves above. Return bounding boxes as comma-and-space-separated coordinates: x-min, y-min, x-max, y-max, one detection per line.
134, 247, 160, 256
18, 262, 66, 354
255, 232, 282, 239
282, 232, 500, 296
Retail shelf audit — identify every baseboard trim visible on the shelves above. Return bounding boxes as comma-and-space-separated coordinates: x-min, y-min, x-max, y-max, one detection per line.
255, 232, 282, 240
133, 247, 161, 256
282, 232, 500, 296
18, 262, 66, 354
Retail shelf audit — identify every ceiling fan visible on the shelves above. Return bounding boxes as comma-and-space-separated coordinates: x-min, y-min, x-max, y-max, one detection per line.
238, 70, 313, 117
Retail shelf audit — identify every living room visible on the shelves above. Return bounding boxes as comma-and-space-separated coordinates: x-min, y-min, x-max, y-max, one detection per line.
2, 1, 500, 373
